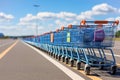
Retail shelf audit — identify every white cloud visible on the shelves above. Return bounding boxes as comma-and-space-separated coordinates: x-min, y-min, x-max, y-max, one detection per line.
55, 19, 78, 28
55, 19, 68, 27
106, 16, 120, 31
0, 12, 14, 22
19, 3, 120, 27
18, 12, 78, 32
116, 17, 120, 20
77, 11, 93, 20
37, 12, 77, 21
0, 25, 39, 36
92, 3, 117, 14
55, 20, 61, 25
37, 12, 57, 20
2, 3, 119, 36
115, 17, 120, 31
105, 17, 115, 21
57, 12, 77, 21
77, 3, 118, 20
18, 14, 37, 30
19, 12, 77, 24
20, 14, 36, 22
118, 9, 120, 13
106, 16, 120, 21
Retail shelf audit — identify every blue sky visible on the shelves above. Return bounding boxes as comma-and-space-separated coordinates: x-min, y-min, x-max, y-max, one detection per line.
0, 0, 120, 36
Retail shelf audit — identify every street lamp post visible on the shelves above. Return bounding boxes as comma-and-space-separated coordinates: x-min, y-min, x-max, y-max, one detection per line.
33, 4, 40, 36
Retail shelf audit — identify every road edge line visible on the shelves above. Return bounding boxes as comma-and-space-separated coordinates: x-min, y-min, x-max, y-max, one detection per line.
23, 42, 85, 80
0, 40, 18, 59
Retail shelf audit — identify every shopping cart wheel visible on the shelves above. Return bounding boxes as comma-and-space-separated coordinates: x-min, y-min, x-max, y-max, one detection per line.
62, 56, 65, 62
84, 64, 90, 75
58, 55, 61, 61
50, 53, 53, 56
99, 62, 104, 70
53, 54, 55, 58
110, 65, 117, 75
49, 52, 51, 55
76, 62, 81, 70
48, 52, 50, 55
47, 52, 49, 55
70, 59, 74, 67
55, 55, 58, 59
65, 57, 69, 64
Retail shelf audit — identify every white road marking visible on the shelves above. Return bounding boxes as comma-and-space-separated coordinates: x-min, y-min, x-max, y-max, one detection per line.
94, 51, 120, 57
105, 52, 120, 57
23, 42, 85, 80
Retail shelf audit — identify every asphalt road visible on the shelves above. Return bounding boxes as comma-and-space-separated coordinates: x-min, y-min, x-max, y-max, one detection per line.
0, 39, 15, 53
0, 40, 73, 80
0, 39, 120, 80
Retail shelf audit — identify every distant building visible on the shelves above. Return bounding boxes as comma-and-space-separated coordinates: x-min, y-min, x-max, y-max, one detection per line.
0, 33, 4, 38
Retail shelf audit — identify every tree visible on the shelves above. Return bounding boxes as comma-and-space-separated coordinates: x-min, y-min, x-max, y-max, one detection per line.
115, 30, 120, 37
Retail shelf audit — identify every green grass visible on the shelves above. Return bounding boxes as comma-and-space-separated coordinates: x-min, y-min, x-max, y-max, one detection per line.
115, 38, 120, 41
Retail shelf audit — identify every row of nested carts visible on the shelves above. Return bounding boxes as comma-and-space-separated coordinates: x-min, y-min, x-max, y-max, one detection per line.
23, 20, 119, 75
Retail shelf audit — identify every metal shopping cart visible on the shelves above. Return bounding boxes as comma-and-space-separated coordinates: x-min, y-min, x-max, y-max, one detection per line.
23, 20, 119, 75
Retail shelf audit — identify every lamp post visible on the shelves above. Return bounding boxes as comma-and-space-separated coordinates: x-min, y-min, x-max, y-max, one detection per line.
33, 4, 40, 36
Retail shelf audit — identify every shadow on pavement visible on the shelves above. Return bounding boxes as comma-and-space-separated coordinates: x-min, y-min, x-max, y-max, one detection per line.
90, 66, 120, 78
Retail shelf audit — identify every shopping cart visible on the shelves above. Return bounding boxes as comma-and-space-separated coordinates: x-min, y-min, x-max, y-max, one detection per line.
23, 20, 119, 75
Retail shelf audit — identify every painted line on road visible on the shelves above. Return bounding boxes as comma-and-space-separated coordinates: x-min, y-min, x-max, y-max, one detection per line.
95, 51, 120, 57
0, 40, 18, 59
24, 42, 85, 80
95, 51, 120, 67
117, 64, 120, 67
105, 53, 120, 57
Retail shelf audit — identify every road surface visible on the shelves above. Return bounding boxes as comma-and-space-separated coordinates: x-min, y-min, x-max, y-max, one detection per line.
0, 39, 120, 80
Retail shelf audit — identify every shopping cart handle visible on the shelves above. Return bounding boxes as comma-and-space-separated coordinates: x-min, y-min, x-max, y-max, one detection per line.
94, 21, 108, 24
80, 20, 119, 25
114, 20, 119, 25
